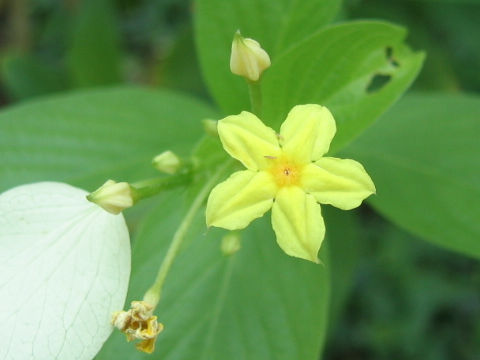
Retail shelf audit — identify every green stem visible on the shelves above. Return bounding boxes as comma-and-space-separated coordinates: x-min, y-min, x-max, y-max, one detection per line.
247, 80, 262, 117
131, 172, 191, 202
143, 162, 231, 308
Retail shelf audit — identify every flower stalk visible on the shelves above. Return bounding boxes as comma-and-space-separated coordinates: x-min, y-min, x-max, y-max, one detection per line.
111, 163, 231, 353
247, 80, 263, 117
131, 171, 192, 202
87, 167, 193, 214
143, 161, 232, 308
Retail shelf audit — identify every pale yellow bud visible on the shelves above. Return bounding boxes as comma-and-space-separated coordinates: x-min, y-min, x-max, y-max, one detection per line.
87, 179, 134, 214
230, 31, 271, 82
152, 150, 181, 174
202, 119, 218, 137
221, 232, 241, 256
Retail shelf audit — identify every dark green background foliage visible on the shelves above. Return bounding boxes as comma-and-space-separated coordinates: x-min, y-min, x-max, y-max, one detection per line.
0, 0, 479, 359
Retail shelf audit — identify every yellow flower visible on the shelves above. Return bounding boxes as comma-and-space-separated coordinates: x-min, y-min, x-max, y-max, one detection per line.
206, 104, 375, 262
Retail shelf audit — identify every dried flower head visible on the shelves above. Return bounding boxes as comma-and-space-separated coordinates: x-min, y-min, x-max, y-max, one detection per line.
112, 301, 164, 354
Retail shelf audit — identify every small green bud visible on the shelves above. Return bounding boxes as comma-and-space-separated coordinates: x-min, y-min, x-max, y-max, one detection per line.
202, 119, 218, 137
152, 150, 181, 174
221, 232, 241, 256
230, 30, 271, 82
87, 179, 134, 214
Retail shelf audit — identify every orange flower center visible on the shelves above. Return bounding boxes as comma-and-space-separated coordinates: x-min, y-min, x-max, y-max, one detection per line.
267, 156, 304, 187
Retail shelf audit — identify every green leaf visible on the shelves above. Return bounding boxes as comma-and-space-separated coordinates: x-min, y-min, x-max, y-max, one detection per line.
66, 0, 123, 87
344, 0, 460, 92
0, 86, 218, 192
97, 189, 330, 360
195, 0, 341, 113
1, 53, 67, 100
324, 207, 361, 332
342, 93, 480, 258
158, 25, 208, 98
262, 21, 425, 152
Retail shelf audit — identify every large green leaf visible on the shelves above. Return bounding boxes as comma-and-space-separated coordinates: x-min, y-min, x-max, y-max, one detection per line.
342, 93, 480, 258
344, 0, 461, 92
262, 21, 425, 152
323, 208, 361, 333
158, 25, 208, 98
97, 186, 330, 360
0, 87, 217, 192
195, 0, 341, 113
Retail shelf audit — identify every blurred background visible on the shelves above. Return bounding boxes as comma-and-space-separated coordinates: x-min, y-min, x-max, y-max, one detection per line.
0, 0, 478, 359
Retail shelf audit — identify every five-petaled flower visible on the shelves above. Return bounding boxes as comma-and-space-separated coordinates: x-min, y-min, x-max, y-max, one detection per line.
206, 104, 376, 262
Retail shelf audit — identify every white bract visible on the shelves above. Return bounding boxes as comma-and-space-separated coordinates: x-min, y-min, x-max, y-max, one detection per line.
0, 182, 131, 360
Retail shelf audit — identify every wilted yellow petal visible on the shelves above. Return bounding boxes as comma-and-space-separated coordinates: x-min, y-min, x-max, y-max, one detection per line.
206, 170, 277, 230
218, 112, 281, 171
271, 187, 325, 262
280, 104, 336, 163
136, 338, 156, 354
301, 157, 375, 210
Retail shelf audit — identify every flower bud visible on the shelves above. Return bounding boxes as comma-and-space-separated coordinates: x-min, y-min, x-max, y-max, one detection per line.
152, 150, 181, 174
202, 119, 218, 137
221, 232, 241, 256
230, 31, 271, 82
87, 179, 134, 214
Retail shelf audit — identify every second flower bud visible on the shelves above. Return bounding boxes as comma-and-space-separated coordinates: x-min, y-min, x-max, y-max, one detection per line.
230, 30, 271, 82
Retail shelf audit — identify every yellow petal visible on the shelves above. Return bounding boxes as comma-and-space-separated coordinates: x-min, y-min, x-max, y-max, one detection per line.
218, 111, 281, 170
301, 157, 376, 210
271, 187, 325, 262
206, 170, 277, 230
136, 338, 156, 354
280, 104, 336, 163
